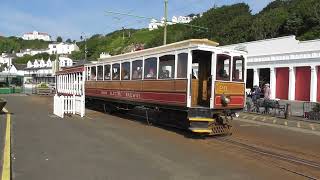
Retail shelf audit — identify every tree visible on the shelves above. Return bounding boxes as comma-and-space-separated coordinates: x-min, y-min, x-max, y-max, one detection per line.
56, 36, 63, 42
66, 38, 72, 43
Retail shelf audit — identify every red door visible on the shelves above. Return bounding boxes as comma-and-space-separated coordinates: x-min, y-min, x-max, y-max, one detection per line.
317, 67, 320, 102
276, 68, 289, 100
295, 67, 311, 101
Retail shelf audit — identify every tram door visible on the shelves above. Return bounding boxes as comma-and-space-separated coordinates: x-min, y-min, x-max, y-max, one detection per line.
191, 50, 212, 107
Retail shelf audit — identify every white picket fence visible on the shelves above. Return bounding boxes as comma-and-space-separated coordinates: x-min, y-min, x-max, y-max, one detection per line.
54, 94, 85, 118
53, 69, 86, 118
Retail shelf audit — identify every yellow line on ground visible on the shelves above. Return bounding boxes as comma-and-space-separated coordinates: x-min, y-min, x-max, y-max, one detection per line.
1, 108, 11, 180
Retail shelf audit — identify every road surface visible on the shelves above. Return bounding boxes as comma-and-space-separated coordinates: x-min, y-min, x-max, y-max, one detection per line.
1, 95, 319, 180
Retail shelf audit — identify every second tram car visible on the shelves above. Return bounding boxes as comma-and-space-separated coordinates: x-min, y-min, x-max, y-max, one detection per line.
84, 39, 247, 135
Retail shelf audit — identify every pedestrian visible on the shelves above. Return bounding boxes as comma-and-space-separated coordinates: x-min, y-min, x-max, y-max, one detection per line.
263, 83, 271, 100
263, 83, 271, 113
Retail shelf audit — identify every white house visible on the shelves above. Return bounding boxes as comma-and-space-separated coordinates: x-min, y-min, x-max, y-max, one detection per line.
222, 35, 320, 103
99, 52, 111, 59
16, 49, 49, 57
25, 57, 74, 84
148, 15, 195, 31
48, 42, 79, 55
0, 53, 14, 66
3, 64, 27, 76
22, 31, 51, 41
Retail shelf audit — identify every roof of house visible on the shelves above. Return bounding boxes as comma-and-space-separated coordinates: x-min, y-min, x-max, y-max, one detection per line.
13, 64, 27, 70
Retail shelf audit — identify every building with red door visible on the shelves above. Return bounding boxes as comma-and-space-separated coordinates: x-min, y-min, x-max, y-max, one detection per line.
222, 36, 320, 102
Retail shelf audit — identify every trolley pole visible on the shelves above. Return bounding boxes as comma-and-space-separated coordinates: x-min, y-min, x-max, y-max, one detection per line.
164, 0, 168, 45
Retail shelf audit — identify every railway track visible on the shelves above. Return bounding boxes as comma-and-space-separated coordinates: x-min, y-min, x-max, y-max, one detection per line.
215, 137, 320, 179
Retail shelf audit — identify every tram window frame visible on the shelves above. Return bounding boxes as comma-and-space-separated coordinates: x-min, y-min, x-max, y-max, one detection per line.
104, 64, 111, 80
86, 67, 91, 80
132, 60, 143, 80
90, 66, 97, 81
121, 61, 131, 80
177, 53, 188, 79
112, 63, 120, 80
97, 65, 103, 80
144, 57, 157, 80
216, 54, 231, 81
158, 55, 175, 80
232, 56, 244, 82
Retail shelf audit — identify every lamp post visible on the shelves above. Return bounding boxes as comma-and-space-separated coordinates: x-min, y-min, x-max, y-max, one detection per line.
80, 33, 87, 61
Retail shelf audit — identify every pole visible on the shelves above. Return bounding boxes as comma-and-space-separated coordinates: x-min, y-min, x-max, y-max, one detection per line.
84, 36, 87, 61
122, 27, 125, 40
164, 0, 168, 45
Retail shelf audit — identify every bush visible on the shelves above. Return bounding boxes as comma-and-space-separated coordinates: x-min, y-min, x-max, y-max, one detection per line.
38, 83, 48, 88
312, 103, 320, 112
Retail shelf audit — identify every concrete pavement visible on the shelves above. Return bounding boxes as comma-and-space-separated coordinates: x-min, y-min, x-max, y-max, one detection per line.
2, 95, 319, 179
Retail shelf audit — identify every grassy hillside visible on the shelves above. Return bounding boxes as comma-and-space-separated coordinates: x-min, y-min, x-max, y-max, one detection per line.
1, 0, 320, 63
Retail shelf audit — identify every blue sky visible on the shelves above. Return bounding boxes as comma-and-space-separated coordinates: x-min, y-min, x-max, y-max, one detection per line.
0, 0, 273, 40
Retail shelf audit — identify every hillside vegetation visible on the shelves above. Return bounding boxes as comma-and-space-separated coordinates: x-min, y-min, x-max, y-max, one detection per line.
1, 0, 320, 63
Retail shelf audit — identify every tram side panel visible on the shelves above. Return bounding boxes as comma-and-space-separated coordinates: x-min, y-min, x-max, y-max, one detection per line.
85, 79, 188, 108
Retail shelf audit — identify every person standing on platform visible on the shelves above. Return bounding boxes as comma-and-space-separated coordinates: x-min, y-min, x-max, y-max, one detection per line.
263, 83, 271, 113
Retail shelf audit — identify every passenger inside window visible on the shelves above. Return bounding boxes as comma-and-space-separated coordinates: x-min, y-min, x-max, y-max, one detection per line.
121, 62, 130, 80
97, 65, 103, 80
144, 57, 157, 79
216, 54, 231, 81
232, 56, 244, 81
104, 65, 111, 80
91, 66, 96, 80
112, 64, 120, 80
132, 60, 142, 80
159, 55, 175, 79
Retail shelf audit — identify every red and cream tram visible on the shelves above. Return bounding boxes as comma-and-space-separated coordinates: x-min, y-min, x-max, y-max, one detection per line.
83, 39, 246, 135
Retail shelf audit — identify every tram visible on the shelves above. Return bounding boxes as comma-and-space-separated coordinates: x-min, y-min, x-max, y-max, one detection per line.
79, 39, 247, 135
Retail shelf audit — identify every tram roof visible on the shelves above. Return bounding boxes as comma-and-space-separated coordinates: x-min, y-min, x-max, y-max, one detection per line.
98, 39, 219, 62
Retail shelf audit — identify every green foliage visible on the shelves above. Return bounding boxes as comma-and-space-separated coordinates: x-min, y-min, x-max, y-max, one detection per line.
0, 36, 49, 54
66, 39, 72, 43
56, 36, 63, 42
14, 53, 55, 64
312, 103, 320, 112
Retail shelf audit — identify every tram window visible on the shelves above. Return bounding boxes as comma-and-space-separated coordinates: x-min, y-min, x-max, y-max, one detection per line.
86, 67, 91, 80
232, 56, 244, 81
144, 57, 157, 79
104, 65, 111, 80
132, 60, 142, 80
97, 65, 103, 80
158, 55, 175, 79
121, 62, 130, 80
90, 66, 97, 80
177, 53, 188, 78
112, 63, 120, 80
216, 54, 231, 81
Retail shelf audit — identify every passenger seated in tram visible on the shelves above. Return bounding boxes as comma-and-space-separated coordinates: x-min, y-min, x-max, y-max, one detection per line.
146, 68, 156, 78
132, 67, 142, 79
159, 69, 170, 79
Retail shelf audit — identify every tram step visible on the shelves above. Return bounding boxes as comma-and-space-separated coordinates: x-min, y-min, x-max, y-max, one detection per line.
189, 117, 215, 122
189, 127, 213, 133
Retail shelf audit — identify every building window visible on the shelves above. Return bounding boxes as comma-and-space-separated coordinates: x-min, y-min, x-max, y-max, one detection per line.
132, 60, 142, 80
232, 56, 244, 81
216, 54, 231, 81
112, 63, 120, 80
104, 65, 111, 80
144, 57, 157, 79
177, 53, 188, 78
97, 65, 103, 80
90, 66, 96, 80
121, 62, 130, 80
158, 55, 175, 79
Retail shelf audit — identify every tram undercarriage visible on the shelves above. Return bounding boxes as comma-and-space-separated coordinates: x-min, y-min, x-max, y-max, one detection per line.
86, 97, 237, 136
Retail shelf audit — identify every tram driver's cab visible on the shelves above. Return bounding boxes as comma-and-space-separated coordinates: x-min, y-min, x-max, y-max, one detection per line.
190, 50, 245, 110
